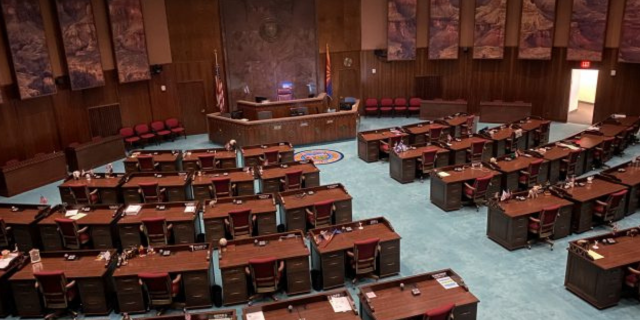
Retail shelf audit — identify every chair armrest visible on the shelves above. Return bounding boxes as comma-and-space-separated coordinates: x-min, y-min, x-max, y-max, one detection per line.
159, 188, 166, 194
529, 216, 540, 223
346, 250, 354, 258
34, 282, 39, 289
154, 162, 159, 167
89, 189, 99, 195
629, 267, 640, 275
596, 200, 608, 207
172, 274, 182, 284
77, 226, 89, 234
464, 183, 475, 190
138, 188, 143, 194
280, 179, 286, 184
139, 279, 144, 286
4, 226, 10, 231
520, 171, 530, 176
66, 280, 76, 289
139, 224, 144, 232
167, 223, 173, 230
231, 184, 237, 190
224, 218, 230, 225
305, 208, 313, 215
278, 261, 285, 273
245, 266, 251, 275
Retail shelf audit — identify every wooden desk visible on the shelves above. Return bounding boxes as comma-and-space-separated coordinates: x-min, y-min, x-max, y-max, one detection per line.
479, 100, 532, 123
58, 173, 124, 204
569, 133, 605, 172
487, 192, 574, 250
402, 122, 451, 144
218, 231, 310, 305
117, 202, 199, 248
182, 148, 237, 171
555, 176, 628, 233
123, 150, 182, 173
358, 269, 479, 320
442, 114, 474, 138
121, 172, 192, 204
0, 203, 51, 250
237, 93, 328, 120
38, 204, 122, 251
0, 152, 67, 197
595, 123, 628, 138
419, 99, 468, 120
389, 144, 450, 183
492, 155, 549, 191
144, 310, 236, 320
0, 253, 25, 316
601, 161, 640, 215
242, 289, 359, 320
203, 194, 277, 244
10, 250, 116, 316
483, 126, 527, 157
241, 142, 294, 167
113, 244, 212, 313
277, 184, 352, 232
309, 217, 400, 290
430, 165, 502, 212
192, 168, 255, 201
65, 135, 126, 172
604, 115, 640, 128
443, 136, 493, 165
533, 143, 586, 184
259, 160, 320, 194
358, 128, 409, 162
515, 117, 551, 148
565, 227, 640, 309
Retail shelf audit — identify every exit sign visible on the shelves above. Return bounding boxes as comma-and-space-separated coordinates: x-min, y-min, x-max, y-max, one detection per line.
580, 61, 591, 68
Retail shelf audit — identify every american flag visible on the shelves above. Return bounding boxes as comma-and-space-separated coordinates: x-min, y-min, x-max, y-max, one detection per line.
214, 50, 226, 113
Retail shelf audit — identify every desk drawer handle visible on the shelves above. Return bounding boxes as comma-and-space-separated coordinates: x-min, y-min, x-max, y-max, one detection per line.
294, 279, 305, 284
385, 246, 396, 250
191, 294, 204, 298
228, 277, 240, 281
291, 262, 304, 267
385, 262, 396, 266
124, 301, 138, 305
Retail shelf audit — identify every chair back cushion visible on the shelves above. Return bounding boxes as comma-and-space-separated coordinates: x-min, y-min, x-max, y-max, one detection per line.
120, 127, 135, 138
429, 126, 444, 141
473, 175, 494, 196
365, 98, 378, 107
54, 218, 78, 237
211, 177, 231, 197
139, 182, 160, 199
34, 271, 72, 308
313, 200, 334, 220
150, 121, 166, 132
198, 154, 216, 169
137, 155, 156, 171
134, 124, 150, 135
424, 303, 455, 320
165, 118, 179, 128
285, 170, 303, 189
263, 150, 280, 163
228, 209, 251, 237
471, 141, 485, 154
608, 189, 628, 210
409, 97, 421, 107
528, 159, 544, 176
394, 98, 407, 106
380, 98, 393, 106
353, 238, 380, 273
249, 257, 278, 292
139, 272, 173, 303
142, 217, 167, 236
422, 149, 438, 164
69, 184, 89, 201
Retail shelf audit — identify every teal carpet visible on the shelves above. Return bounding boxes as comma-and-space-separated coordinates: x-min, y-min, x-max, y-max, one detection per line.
2, 117, 640, 320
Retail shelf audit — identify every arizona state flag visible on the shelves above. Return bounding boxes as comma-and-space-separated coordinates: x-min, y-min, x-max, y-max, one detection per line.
325, 43, 332, 97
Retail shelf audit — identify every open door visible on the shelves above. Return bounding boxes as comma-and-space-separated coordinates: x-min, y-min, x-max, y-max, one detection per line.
567, 69, 599, 125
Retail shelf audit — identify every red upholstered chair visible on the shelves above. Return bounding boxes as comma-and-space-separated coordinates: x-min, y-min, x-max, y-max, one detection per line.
210, 177, 235, 198
427, 125, 444, 144
92, 136, 102, 142
625, 264, 640, 298
423, 303, 455, 320
150, 121, 173, 142
408, 97, 421, 116
593, 189, 628, 226
134, 124, 157, 146
138, 272, 182, 315
225, 209, 254, 239
197, 154, 219, 170
140, 217, 173, 246
380, 135, 402, 159
245, 257, 284, 305
260, 150, 280, 165
54, 218, 90, 250
306, 200, 335, 228
137, 154, 159, 172
463, 174, 494, 211
518, 159, 544, 189
560, 149, 581, 180
120, 127, 140, 150
0, 218, 12, 248
593, 137, 614, 168
527, 205, 560, 250
348, 238, 381, 284
138, 182, 166, 203
379, 98, 394, 117
417, 148, 438, 179
280, 170, 303, 190
505, 132, 521, 154
461, 115, 475, 136
393, 98, 408, 117
34, 271, 79, 319
276, 88, 293, 101
467, 140, 486, 163
165, 118, 186, 139
364, 98, 379, 117
534, 122, 550, 146
68, 183, 99, 205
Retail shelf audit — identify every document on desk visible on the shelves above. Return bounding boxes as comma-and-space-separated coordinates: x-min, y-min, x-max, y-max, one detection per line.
65, 209, 79, 217
69, 213, 87, 220
436, 276, 459, 290
184, 205, 196, 213
329, 296, 352, 313
125, 205, 142, 215
0, 253, 18, 269
437, 172, 451, 178
245, 311, 265, 320
588, 250, 604, 260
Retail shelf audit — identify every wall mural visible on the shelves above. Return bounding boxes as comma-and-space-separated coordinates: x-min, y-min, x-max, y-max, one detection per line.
55, 0, 105, 90
567, 0, 609, 61
518, 0, 556, 60
107, 0, 150, 83
220, 0, 318, 107
387, 0, 417, 61
0, 0, 56, 99
428, 0, 460, 60
619, 0, 640, 63
473, 0, 507, 59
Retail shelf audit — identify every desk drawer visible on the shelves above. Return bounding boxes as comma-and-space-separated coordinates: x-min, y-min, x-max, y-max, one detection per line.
40, 225, 62, 251
256, 213, 276, 235
287, 256, 309, 273
82, 291, 108, 314
12, 281, 42, 317
304, 172, 320, 187
117, 292, 145, 313
184, 272, 211, 307
379, 253, 400, 276
123, 188, 140, 203
173, 221, 195, 244
381, 239, 400, 257
322, 267, 345, 289
236, 182, 254, 195
167, 187, 186, 201
119, 224, 141, 248
184, 271, 209, 287
160, 162, 176, 172
335, 200, 352, 224
223, 286, 248, 305
100, 188, 119, 204
193, 185, 210, 200
285, 208, 306, 231
261, 179, 280, 194
454, 302, 477, 320
78, 278, 105, 294
222, 267, 246, 286
115, 276, 142, 294
287, 271, 310, 294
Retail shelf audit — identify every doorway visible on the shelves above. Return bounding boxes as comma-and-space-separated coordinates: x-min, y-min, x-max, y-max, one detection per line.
178, 81, 208, 135
567, 69, 599, 124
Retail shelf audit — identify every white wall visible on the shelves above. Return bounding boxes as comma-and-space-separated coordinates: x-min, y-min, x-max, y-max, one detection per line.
568, 69, 599, 113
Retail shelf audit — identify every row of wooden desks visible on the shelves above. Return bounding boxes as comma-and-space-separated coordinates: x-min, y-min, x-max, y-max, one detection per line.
430, 165, 502, 212
122, 143, 295, 173
481, 117, 550, 157
601, 160, 640, 214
